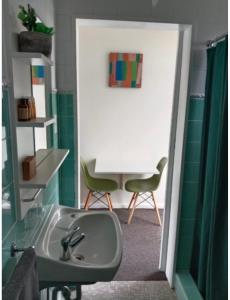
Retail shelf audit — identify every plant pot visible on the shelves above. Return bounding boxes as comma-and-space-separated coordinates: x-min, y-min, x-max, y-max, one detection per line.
18, 31, 52, 57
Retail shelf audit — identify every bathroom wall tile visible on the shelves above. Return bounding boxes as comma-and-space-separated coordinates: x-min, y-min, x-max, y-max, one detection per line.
183, 162, 200, 182
60, 159, 75, 178
58, 116, 74, 137
59, 134, 75, 160
177, 235, 194, 270
187, 121, 203, 142
185, 142, 202, 163
60, 197, 75, 208
2, 184, 16, 240
180, 182, 199, 219
177, 96, 204, 273
57, 93, 76, 207
2, 138, 13, 190
174, 274, 189, 300
2, 89, 11, 140
175, 272, 203, 300
180, 219, 196, 236
59, 177, 75, 200
188, 99, 205, 121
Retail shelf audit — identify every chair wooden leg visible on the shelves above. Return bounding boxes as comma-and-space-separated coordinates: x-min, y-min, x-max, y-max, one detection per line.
105, 193, 113, 212
84, 191, 92, 210
128, 193, 136, 209
108, 193, 113, 209
127, 193, 139, 224
151, 192, 162, 226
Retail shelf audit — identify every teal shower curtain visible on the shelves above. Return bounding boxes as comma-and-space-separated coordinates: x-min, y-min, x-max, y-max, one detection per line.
191, 37, 228, 299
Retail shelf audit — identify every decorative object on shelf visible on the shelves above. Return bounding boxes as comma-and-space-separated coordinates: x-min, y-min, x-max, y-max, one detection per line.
17, 97, 36, 121
30, 96, 37, 119
109, 52, 143, 88
22, 156, 36, 180
31, 65, 45, 85
17, 98, 29, 121
17, 4, 54, 56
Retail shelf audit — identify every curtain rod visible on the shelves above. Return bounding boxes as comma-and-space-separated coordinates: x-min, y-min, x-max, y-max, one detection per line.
206, 33, 227, 48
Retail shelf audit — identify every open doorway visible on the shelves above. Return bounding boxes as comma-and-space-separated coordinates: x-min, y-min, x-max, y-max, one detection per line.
75, 19, 191, 285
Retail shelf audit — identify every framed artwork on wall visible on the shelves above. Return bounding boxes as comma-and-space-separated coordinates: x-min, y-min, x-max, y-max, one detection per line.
109, 52, 143, 88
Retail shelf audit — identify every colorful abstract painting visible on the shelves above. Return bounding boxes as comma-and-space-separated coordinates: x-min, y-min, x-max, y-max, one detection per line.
109, 53, 143, 88
31, 66, 45, 85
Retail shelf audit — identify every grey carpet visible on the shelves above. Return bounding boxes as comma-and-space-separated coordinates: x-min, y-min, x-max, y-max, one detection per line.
80, 281, 177, 300
113, 209, 166, 281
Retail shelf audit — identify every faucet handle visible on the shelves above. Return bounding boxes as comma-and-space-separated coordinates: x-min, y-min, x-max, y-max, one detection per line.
70, 223, 80, 231
69, 233, 85, 248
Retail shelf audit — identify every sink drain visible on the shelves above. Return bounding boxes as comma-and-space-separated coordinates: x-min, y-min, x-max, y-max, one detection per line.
75, 254, 84, 261
70, 214, 76, 218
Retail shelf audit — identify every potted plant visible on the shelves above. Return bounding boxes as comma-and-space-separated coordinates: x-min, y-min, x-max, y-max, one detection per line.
17, 4, 54, 56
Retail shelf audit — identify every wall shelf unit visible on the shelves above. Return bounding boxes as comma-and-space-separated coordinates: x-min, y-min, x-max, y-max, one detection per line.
19, 149, 69, 189
11, 51, 68, 219
12, 52, 53, 66
16, 117, 55, 128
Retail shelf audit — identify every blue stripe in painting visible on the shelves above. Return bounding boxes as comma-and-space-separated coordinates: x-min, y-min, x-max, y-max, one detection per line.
37, 66, 45, 78
116, 61, 123, 80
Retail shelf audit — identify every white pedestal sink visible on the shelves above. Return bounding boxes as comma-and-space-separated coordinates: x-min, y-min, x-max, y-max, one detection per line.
35, 205, 122, 285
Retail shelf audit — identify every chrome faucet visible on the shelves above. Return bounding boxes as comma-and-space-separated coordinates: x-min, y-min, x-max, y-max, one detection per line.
60, 226, 85, 261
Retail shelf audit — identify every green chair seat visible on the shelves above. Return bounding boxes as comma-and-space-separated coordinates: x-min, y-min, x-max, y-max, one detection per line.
125, 175, 159, 193
81, 158, 118, 211
87, 177, 118, 192
125, 157, 168, 225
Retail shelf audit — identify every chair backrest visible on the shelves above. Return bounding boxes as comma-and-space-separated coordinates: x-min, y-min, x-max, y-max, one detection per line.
80, 157, 93, 190
150, 157, 168, 189
156, 157, 168, 174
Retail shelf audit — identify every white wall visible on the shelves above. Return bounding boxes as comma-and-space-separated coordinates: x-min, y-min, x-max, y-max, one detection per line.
78, 24, 178, 208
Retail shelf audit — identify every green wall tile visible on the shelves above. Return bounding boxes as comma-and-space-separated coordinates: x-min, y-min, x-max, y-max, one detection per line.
177, 97, 205, 273
59, 134, 75, 160
59, 178, 75, 199
185, 142, 201, 163
175, 272, 203, 300
188, 99, 204, 121
177, 235, 194, 270
58, 116, 74, 137
180, 219, 196, 236
57, 93, 76, 207
181, 182, 199, 219
183, 163, 200, 182
2, 184, 16, 239
187, 121, 203, 142
2, 138, 13, 189
60, 159, 75, 178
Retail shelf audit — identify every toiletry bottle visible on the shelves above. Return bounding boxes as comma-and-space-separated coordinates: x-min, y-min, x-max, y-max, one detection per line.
18, 98, 29, 121
30, 96, 36, 119
26, 98, 32, 120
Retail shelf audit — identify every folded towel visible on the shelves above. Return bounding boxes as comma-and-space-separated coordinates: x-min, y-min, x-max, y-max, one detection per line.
3, 247, 40, 300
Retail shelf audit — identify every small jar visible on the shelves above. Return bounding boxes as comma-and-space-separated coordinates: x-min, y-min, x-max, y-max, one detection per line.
18, 98, 29, 121
30, 96, 36, 119
26, 98, 33, 120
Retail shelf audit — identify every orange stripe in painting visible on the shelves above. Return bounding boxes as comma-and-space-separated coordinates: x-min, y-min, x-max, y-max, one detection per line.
123, 53, 129, 61
110, 52, 118, 62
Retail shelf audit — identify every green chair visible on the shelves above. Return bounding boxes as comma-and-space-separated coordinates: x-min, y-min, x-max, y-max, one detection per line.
125, 157, 168, 225
81, 158, 118, 211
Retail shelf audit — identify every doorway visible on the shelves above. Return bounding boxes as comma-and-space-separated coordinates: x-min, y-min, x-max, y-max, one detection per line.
75, 18, 192, 285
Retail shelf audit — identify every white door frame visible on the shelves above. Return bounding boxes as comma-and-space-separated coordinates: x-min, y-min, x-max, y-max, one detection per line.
159, 25, 192, 286
74, 18, 192, 287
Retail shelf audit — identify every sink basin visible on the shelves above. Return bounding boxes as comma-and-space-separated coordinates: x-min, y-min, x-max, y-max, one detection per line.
35, 205, 122, 284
